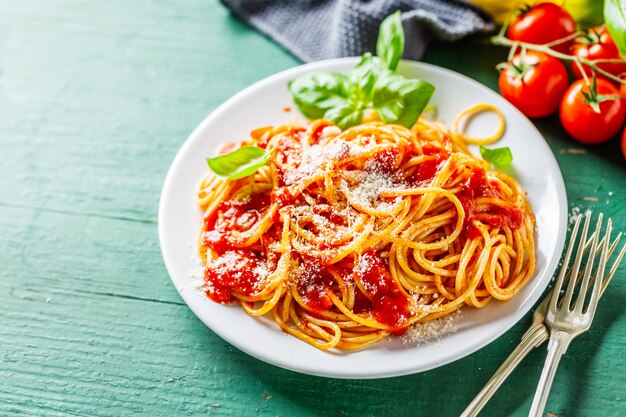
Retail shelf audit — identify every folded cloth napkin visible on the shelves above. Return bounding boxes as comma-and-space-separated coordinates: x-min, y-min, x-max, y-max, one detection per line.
220, 0, 494, 61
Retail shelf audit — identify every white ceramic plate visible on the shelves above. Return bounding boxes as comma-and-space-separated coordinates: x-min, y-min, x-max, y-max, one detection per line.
158, 58, 567, 379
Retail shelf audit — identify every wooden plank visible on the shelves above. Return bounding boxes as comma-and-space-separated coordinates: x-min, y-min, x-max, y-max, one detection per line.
0, 0, 298, 223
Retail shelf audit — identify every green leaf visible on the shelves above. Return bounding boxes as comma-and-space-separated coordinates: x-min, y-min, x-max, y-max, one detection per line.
349, 52, 379, 103
376, 11, 405, 72
605, 0, 626, 58
479, 145, 513, 167
206, 146, 271, 180
323, 103, 364, 130
372, 74, 435, 128
288, 72, 352, 119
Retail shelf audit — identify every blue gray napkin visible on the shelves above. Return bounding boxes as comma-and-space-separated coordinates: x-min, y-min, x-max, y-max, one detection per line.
220, 0, 494, 61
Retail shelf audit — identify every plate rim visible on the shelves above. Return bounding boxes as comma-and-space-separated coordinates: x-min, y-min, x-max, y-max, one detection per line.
158, 57, 568, 379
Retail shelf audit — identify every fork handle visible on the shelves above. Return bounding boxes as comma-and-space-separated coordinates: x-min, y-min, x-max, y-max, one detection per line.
528, 330, 571, 417
460, 324, 549, 417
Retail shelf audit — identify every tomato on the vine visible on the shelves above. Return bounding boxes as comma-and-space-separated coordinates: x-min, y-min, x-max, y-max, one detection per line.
507, 3, 576, 53
571, 26, 626, 79
560, 78, 626, 144
498, 51, 569, 118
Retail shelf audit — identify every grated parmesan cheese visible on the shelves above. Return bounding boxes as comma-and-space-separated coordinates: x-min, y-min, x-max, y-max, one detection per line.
204, 250, 271, 291
282, 137, 376, 185
401, 310, 463, 346
348, 170, 395, 209
568, 207, 581, 227
283, 140, 348, 185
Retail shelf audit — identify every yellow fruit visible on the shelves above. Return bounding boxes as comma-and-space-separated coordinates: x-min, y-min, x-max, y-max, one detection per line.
469, 0, 604, 27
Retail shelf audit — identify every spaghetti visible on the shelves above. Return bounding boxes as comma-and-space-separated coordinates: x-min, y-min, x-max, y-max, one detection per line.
196, 117, 535, 350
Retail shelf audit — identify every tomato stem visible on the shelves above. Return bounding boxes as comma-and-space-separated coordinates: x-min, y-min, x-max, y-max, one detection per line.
580, 76, 623, 114
492, 35, 626, 86
497, 48, 537, 80
542, 31, 581, 48
577, 27, 601, 45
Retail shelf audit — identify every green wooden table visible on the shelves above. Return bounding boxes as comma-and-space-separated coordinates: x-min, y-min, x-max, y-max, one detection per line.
1, 1, 625, 416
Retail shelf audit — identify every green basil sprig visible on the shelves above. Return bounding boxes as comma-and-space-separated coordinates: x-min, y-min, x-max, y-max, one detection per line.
206, 146, 271, 179
605, 0, 626, 58
289, 11, 435, 130
377, 10, 405, 72
288, 72, 353, 120
206, 12, 436, 180
372, 73, 435, 128
479, 145, 513, 167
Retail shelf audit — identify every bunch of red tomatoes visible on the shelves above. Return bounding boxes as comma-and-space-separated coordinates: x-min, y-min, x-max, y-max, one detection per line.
497, 3, 626, 159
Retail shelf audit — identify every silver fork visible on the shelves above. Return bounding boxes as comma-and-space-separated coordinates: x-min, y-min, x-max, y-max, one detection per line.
460, 214, 626, 417
528, 212, 612, 417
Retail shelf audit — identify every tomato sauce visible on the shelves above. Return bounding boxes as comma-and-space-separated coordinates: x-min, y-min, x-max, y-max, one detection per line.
296, 256, 335, 311
202, 192, 272, 303
369, 148, 400, 174
271, 186, 297, 207
458, 168, 523, 239
354, 250, 412, 334
204, 249, 267, 303
407, 144, 449, 187
203, 192, 271, 253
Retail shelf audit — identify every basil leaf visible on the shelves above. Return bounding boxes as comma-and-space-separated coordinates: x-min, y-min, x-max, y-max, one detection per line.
479, 145, 513, 167
377, 10, 405, 72
605, 0, 626, 58
324, 103, 364, 130
372, 74, 435, 128
349, 52, 379, 103
288, 72, 352, 119
206, 146, 271, 179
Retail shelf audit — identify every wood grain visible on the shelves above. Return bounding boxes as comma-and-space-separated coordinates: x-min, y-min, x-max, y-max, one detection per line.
0, 1, 624, 416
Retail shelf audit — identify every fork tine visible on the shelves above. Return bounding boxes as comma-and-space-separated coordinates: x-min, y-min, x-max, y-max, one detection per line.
562, 212, 594, 310
601, 234, 626, 297
584, 219, 612, 316
553, 231, 619, 310
574, 216, 608, 314
550, 214, 583, 311
564, 224, 606, 283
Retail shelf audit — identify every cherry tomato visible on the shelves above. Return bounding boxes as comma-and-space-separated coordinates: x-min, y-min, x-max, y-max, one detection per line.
560, 78, 626, 144
507, 3, 576, 53
571, 26, 626, 79
498, 51, 569, 118
622, 128, 626, 160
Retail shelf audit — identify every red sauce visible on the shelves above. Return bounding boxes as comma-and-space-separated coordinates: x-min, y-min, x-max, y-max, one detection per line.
296, 257, 335, 311
352, 290, 373, 315
369, 148, 400, 174
203, 192, 271, 253
271, 186, 297, 207
406, 145, 449, 187
354, 250, 412, 334
204, 249, 267, 303
421, 143, 444, 156
458, 168, 523, 239
311, 205, 347, 227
